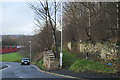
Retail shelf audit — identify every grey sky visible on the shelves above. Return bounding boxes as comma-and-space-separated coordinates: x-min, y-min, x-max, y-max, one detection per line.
1, 2, 35, 35
1, 0, 118, 35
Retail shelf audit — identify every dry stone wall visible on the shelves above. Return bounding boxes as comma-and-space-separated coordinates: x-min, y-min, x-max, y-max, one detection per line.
43, 50, 59, 70
67, 42, 118, 60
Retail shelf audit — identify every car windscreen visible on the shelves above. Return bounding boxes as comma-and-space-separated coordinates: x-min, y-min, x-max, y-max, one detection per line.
22, 58, 29, 60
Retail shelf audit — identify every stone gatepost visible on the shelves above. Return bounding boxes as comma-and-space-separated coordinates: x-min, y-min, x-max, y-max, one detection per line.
43, 50, 59, 70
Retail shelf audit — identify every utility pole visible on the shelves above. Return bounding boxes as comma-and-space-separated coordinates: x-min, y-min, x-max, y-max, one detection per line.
29, 41, 31, 63
60, 2, 63, 68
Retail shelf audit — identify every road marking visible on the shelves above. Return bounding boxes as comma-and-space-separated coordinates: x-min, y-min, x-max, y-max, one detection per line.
46, 72, 79, 79
32, 65, 88, 80
18, 76, 24, 78
32, 65, 45, 73
0, 64, 11, 71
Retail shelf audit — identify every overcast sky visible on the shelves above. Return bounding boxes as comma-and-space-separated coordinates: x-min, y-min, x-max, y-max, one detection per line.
1, 2, 35, 35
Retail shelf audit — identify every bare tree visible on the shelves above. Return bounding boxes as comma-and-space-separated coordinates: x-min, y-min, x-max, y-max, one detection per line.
63, 2, 118, 42
29, 0, 61, 58
63, 2, 119, 61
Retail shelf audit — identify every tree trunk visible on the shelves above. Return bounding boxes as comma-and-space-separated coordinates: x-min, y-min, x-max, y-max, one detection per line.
46, 2, 59, 59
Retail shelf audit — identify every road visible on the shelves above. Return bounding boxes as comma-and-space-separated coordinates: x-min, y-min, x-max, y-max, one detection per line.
1, 62, 118, 80
0, 62, 80, 80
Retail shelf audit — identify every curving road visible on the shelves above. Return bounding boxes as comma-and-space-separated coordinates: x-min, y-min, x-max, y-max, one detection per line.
0, 62, 119, 80
0, 62, 74, 79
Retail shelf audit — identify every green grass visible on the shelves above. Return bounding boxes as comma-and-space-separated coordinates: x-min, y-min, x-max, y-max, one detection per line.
0, 52, 22, 62
35, 59, 46, 70
70, 59, 114, 73
63, 49, 114, 73
63, 49, 78, 67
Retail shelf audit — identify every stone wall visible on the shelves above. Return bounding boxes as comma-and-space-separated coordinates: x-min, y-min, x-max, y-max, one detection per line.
43, 50, 59, 70
67, 42, 118, 60
67, 42, 72, 50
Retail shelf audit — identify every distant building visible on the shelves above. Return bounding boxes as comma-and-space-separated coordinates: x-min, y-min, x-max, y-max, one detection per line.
0, 46, 23, 54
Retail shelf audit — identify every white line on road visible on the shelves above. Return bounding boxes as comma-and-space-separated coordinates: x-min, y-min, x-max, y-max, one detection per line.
0, 64, 11, 71
17, 76, 24, 78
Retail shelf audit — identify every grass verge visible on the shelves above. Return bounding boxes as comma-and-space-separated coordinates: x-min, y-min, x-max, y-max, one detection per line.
70, 59, 114, 73
35, 59, 46, 70
63, 49, 78, 67
0, 52, 22, 62
63, 49, 115, 73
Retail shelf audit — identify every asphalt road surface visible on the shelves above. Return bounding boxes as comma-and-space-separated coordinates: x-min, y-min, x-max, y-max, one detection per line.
1, 62, 81, 80
0, 62, 119, 80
